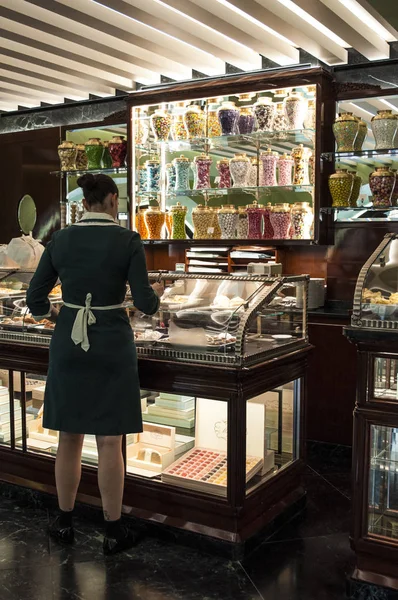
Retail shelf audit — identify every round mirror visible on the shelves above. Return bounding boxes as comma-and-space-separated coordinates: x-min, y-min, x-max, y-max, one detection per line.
18, 195, 37, 234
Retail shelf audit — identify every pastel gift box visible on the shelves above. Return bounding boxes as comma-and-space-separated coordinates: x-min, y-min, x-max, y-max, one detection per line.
126, 422, 176, 477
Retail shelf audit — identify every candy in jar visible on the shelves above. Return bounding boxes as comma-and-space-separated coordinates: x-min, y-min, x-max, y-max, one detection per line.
70, 202, 78, 224
246, 201, 265, 239
144, 205, 165, 239
209, 207, 222, 239
328, 169, 354, 207
291, 145, 311, 185
217, 205, 239, 239
262, 204, 274, 240
184, 105, 206, 139
304, 99, 316, 130
165, 211, 173, 238
192, 153, 212, 189
391, 169, 398, 205
170, 202, 187, 239
58, 140, 77, 171
60, 202, 67, 229
238, 107, 255, 135
134, 109, 149, 145
150, 108, 172, 142
354, 117, 367, 152
173, 155, 190, 191
166, 163, 176, 194
348, 171, 362, 207
247, 158, 260, 187
290, 202, 313, 239
171, 114, 188, 141
192, 204, 214, 239
284, 91, 306, 130
229, 153, 251, 187
333, 112, 358, 152
145, 159, 161, 193
84, 138, 104, 170
216, 159, 231, 189
278, 153, 294, 186
270, 204, 291, 239
75, 144, 88, 171
135, 208, 148, 239
253, 97, 275, 131
260, 148, 278, 187
207, 99, 222, 137
101, 141, 113, 169
273, 102, 288, 133
138, 166, 147, 194
369, 167, 395, 207
237, 207, 248, 238
217, 101, 240, 136
108, 135, 127, 168
371, 110, 398, 150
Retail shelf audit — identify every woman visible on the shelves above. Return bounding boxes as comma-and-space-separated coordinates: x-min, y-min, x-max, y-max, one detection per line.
27, 173, 162, 555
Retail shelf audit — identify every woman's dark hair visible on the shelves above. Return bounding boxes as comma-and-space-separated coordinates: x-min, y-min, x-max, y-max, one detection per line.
77, 173, 119, 207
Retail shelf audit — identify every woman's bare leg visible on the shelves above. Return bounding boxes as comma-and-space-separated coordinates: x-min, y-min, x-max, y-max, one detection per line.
96, 435, 124, 521
55, 432, 84, 511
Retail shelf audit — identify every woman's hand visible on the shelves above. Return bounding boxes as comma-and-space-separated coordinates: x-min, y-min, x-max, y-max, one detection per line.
151, 282, 164, 298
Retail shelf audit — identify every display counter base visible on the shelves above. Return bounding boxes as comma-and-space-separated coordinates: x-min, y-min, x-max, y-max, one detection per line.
0, 479, 306, 560
347, 574, 398, 599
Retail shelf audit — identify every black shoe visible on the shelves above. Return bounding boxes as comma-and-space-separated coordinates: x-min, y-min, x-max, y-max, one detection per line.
103, 527, 139, 556
48, 516, 75, 545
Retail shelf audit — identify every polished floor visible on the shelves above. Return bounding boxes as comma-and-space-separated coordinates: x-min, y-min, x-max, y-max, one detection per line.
0, 443, 354, 600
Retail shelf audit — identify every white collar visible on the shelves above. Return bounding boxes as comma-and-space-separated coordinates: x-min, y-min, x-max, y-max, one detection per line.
80, 212, 115, 222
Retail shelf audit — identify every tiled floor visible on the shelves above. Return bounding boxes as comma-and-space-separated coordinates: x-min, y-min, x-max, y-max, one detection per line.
0, 443, 355, 600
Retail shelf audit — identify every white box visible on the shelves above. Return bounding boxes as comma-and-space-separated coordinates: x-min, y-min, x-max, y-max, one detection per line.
126, 422, 176, 476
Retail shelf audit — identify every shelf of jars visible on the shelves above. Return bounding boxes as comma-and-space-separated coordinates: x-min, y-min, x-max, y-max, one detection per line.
50, 167, 127, 178
326, 101, 398, 218
137, 185, 313, 198
56, 132, 128, 174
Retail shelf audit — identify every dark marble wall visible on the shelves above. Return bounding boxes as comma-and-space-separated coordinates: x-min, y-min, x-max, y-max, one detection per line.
0, 99, 126, 135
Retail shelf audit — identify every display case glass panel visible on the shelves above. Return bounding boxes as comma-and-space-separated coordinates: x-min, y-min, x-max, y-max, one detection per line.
368, 424, 398, 541
324, 94, 398, 222
131, 85, 316, 242
373, 357, 398, 401
352, 233, 398, 329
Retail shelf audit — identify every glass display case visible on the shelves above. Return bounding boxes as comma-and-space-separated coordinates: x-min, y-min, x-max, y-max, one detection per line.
345, 235, 398, 591
51, 123, 129, 228
128, 68, 334, 244
352, 233, 398, 329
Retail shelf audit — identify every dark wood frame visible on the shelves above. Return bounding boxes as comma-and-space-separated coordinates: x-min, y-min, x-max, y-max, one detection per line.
126, 67, 335, 246
0, 339, 311, 543
345, 328, 398, 589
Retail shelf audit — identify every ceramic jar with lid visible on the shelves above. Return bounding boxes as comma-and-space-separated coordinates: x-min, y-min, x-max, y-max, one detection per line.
206, 99, 222, 137
58, 141, 77, 171
284, 91, 307, 130
84, 138, 103, 170
348, 171, 362, 207
192, 153, 212, 189
217, 101, 240, 136
253, 97, 275, 131
75, 144, 88, 171
246, 201, 265, 239
369, 167, 395, 207
209, 207, 222, 239
171, 114, 188, 141
170, 202, 187, 239
192, 204, 214, 239
135, 208, 148, 239
291, 144, 311, 185
270, 204, 291, 239
217, 205, 239, 239
165, 211, 173, 238
216, 158, 231, 189
166, 163, 176, 193
134, 110, 149, 146
262, 204, 274, 239
173, 155, 190, 191
108, 136, 127, 168
371, 110, 398, 150
238, 107, 255, 135
101, 141, 113, 168
290, 202, 313, 239
144, 206, 165, 239
184, 105, 206, 139
150, 108, 172, 142
354, 118, 367, 152
333, 113, 358, 152
230, 153, 251, 187
278, 153, 294, 186
328, 170, 354, 207
138, 166, 147, 194
247, 158, 261, 187
273, 103, 288, 133
304, 99, 316, 130
260, 149, 278, 187
237, 207, 249, 238
145, 159, 161, 193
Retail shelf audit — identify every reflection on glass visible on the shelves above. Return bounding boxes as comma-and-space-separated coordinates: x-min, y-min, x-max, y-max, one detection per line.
360, 237, 398, 324
374, 357, 398, 400
369, 424, 398, 540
